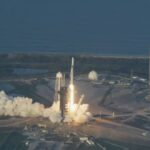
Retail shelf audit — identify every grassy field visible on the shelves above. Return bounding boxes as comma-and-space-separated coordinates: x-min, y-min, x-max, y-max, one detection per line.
0, 53, 148, 79
0, 128, 27, 150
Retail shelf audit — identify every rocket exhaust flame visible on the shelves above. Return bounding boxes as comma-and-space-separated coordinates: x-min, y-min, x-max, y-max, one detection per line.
67, 57, 76, 113
68, 84, 75, 112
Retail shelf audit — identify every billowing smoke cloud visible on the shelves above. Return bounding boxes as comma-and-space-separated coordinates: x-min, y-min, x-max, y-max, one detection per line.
0, 91, 91, 123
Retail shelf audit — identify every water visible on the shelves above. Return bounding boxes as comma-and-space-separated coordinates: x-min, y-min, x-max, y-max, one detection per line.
0, 0, 149, 56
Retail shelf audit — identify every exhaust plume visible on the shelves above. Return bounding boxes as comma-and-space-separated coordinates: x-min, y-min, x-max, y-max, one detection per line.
0, 91, 91, 123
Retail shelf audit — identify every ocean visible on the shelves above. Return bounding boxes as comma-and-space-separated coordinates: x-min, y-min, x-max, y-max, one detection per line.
0, 0, 149, 56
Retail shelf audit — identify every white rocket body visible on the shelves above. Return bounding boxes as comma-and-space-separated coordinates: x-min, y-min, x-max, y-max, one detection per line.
70, 57, 74, 85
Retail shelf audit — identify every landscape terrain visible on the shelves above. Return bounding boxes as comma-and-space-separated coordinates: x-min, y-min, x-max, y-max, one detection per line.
0, 53, 149, 150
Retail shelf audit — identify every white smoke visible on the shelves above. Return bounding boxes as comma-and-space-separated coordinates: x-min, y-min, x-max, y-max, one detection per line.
64, 104, 91, 123
0, 91, 91, 123
88, 70, 98, 81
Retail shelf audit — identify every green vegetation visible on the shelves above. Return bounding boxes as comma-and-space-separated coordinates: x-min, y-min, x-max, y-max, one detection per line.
0, 53, 148, 79
0, 129, 27, 150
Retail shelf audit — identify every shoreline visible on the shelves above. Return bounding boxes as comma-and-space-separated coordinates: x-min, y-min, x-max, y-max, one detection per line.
0, 51, 148, 59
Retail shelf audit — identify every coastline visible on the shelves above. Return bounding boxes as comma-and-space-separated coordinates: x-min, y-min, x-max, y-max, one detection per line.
0, 51, 148, 59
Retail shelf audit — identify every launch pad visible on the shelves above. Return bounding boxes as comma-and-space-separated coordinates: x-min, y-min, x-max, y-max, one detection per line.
0, 54, 150, 149
54, 57, 85, 122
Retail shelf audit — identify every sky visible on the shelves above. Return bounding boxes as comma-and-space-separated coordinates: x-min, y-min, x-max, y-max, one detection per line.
0, 0, 150, 55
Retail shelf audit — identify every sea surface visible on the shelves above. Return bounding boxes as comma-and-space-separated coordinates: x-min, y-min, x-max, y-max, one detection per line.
0, 0, 149, 56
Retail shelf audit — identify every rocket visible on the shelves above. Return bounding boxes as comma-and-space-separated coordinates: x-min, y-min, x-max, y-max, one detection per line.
70, 57, 74, 85
60, 57, 75, 120
55, 57, 75, 121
